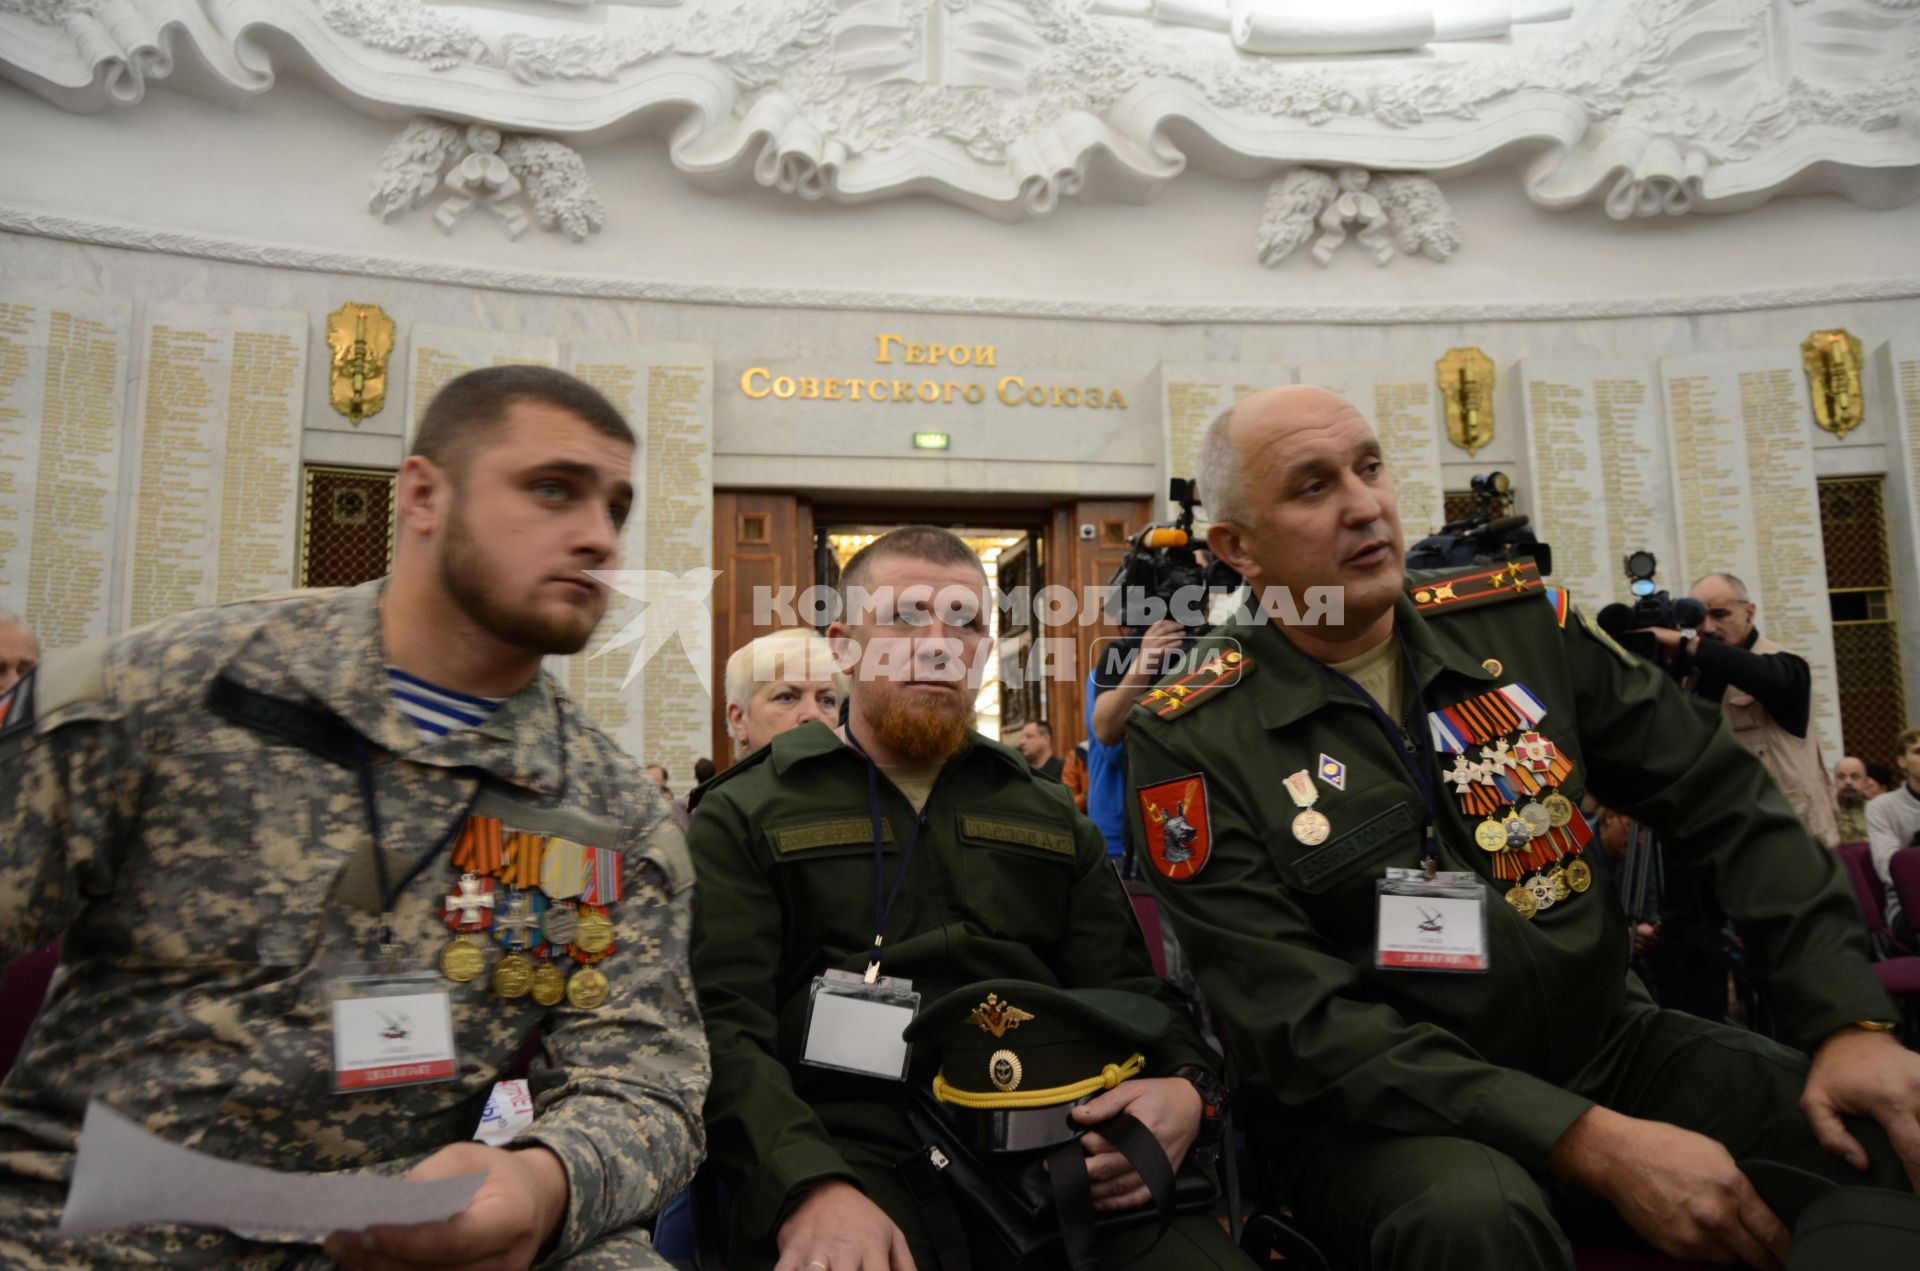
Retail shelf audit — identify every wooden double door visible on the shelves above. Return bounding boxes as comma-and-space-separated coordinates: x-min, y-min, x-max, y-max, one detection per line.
710, 491, 1153, 765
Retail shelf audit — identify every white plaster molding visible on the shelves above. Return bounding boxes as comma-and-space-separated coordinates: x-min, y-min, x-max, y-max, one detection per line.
8, 206, 1920, 324
367, 117, 607, 242
1, 0, 1916, 235
1256, 167, 1460, 267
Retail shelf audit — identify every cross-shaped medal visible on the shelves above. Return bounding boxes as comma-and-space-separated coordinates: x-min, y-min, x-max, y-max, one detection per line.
447, 873, 496, 930
1480, 738, 1516, 774
1443, 754, 1481, 795
495, 891, 540, 950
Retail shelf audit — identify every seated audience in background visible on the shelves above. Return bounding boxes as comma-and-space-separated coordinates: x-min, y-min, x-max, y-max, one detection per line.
1016, 717, 1065, 780
1867, 727, 1920, 947
1868, 761, 1895, 799
0, 610, 37, 720
669, 757, 717, 831
722, 626, 844, 760
648, 762, 672, 792
1838, 755, 1876, 843
0, 364, 707, 1268
688, 527, 1244, 1271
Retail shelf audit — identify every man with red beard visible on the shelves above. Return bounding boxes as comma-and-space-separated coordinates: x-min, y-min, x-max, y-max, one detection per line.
688, 527, 1247, 1271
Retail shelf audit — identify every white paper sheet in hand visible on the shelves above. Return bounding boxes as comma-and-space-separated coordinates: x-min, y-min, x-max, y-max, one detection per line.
59, 1101, 486, 1241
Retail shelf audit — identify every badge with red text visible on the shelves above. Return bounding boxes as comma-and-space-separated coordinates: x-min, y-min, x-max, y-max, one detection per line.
1137, 775, 1212, 881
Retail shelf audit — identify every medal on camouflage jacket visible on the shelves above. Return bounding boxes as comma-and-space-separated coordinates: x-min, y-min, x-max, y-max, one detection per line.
489, 888, 544, 1000
440, 873, 496, 982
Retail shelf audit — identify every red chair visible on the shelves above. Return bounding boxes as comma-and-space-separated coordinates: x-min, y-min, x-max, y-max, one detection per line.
1124, 878, 1168, 978
1890, 848, 1920, 937
0, 941, 60, 1081
1837, 842, 1912, 957
1834, 844, 1920, 1018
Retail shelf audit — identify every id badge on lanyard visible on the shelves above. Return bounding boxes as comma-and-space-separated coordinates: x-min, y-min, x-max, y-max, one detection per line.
800, 968, 921, 1081
1375, 869, 1491, 973
329, 965, 459, 1092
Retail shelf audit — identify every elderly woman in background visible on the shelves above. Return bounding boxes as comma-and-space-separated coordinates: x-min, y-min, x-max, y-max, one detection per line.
723, 626, 847, 761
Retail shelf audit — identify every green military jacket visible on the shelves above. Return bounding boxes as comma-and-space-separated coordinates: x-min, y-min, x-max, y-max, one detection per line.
688, 721, 1214, 1242
1125, 571, 1891, 1175
0, 581, 708, 1265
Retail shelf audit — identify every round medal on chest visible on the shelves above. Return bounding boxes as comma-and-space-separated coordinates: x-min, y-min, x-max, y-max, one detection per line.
541, 903, 580, 948
573, 908, 614, 955
440, 936, 484, 983
530, 960, 568, 1007
491, 952, 534, 999
567, 966, 609, 1010
1543, 792, 1575, 828
1475, 818, 1508, 852
1292, 809, 1331, 846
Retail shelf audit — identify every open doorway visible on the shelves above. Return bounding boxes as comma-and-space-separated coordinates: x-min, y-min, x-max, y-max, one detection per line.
710, 491, 1152, 766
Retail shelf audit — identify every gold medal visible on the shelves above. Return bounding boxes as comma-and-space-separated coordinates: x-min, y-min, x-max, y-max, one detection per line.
1475, 818, 1508, 852
440, 936, 484, 983
1504, 885, 1537, 919
1546, 867, 1571, 902
1292, 809, 1331, 847
1543, 792, 1575, 828
573, 908, 614, 956
1565, 857, 1593, 893
1519, 801, 1551, 838
530, 960, 567, 1007
491, 952, 534, 999
567, 966, 609, 1010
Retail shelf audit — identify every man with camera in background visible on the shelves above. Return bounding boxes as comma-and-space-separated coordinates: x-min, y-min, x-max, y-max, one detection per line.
1085, 482, 1238, 863
1633, 572, 1837, 846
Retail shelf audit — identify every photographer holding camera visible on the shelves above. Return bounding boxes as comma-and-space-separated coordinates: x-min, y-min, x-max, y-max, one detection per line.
1086, 482, 1239, 862
1633, 571, 1839, 847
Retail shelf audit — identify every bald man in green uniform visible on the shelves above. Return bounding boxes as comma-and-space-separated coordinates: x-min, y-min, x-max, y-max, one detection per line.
1126, 387, 1920, 1271
690, 526, 1248, 1271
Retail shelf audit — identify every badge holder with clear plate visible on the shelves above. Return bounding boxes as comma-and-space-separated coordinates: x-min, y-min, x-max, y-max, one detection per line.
1375, 869, 1492, 974
329, 965, 459, 1094
800, 968, 921, 1081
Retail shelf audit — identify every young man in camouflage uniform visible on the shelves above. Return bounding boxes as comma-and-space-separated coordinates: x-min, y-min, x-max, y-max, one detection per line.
1127, 386, 1920, 1271
0, 366, 707, 1269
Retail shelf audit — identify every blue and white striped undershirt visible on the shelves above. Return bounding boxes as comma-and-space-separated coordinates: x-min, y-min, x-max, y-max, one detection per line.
386, 666, 507, 742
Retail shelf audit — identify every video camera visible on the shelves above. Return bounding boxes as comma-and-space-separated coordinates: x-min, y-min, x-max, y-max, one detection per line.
1105, 478, 1243, 631
1595, 551, 1706, 664
1405, 472, 1553, 576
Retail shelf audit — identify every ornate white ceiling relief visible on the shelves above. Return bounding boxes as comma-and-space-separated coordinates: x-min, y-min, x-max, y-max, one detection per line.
369, 119, 607, 242
1258, 168, 1461, 268
2, 0, 1917, 267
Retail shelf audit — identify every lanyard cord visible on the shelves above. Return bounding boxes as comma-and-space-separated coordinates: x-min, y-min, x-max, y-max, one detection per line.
357, 739, 486, 951
1320, 630, 1441, 873
355, 683, 567, 952
843, 721, 940, 982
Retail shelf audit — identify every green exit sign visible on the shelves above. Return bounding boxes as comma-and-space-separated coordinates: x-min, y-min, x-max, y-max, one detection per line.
912, 431, 951, 450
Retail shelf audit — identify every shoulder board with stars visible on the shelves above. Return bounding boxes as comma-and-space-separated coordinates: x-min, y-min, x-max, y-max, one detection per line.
1134, 648, 1254, 721
1407, 559, 1546, 618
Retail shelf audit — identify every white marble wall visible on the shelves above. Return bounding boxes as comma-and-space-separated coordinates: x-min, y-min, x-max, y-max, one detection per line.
5, 230, 1920, 761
